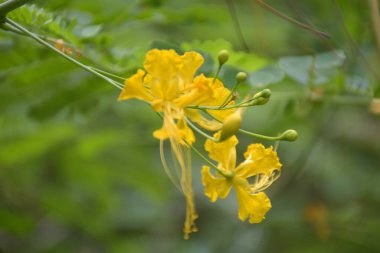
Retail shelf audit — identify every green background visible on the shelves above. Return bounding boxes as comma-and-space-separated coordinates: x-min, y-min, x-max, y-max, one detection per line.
1, 0, 380, 252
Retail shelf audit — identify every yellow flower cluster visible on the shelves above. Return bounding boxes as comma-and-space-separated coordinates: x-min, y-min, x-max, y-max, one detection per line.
118, 49, 283, 239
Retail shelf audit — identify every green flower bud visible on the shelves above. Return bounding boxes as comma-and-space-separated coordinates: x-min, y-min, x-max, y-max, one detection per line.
280, 129, 298, 142
260, 89, 271, 98
218, 50, 229, 65
249, 97, 269, 106
219, 112, 242, 142
236, 72, 247, 83
253, 89, 271, 99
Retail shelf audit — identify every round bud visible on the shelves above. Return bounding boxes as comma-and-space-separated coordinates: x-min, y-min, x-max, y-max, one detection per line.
280, 129, 298, 142
219, 112, 242, 142
236, 72, 247, 83
253, 89, 271, 99
260, 89, 271, 98
218, 50, 229, 65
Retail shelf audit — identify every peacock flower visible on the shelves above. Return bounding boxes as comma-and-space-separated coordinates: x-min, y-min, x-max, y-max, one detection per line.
118, 49, 235, 239
202, 132, 282, 223
118, 49, 235, 141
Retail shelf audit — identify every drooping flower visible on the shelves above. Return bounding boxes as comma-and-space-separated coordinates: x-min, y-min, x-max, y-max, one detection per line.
118, 49, 235, 239
202, 132, 282, 223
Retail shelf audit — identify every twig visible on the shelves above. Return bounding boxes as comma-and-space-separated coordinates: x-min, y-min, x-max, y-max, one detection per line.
369, 0, 380, 57
225, 0, 250, 52
254, 0, 330, 39
331, 0, 380, 81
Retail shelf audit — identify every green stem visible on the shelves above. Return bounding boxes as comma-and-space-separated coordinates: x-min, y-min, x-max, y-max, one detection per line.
186, 96, 261, 110
255, 0, 330, 38
188, 143, 228, 177
89, 66, 126, 81
219, 79, 239, 108
0, 0, 33, 18
191, 108, 288, 142
156, 113, 227, 177
238, 129, 282, 141
5, 18, 124, 90
185, 118, 219, 142
212, 64, 222, 84
2, 22, 78, 48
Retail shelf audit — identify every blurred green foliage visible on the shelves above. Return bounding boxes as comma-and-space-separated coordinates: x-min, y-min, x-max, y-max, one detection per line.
1, 0, 380, 252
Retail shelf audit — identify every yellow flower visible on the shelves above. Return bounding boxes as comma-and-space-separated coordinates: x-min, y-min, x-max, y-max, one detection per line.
202, 133, 282, 223
118, 49, 235, 141
118, 49, 235, 239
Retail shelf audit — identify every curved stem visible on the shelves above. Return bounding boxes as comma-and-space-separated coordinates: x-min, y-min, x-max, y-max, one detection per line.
89, 66, 126, 81
254, 0, 330, 39
219, 79, 239, 108
369, 0, 380, 57
188, 143, 228, 177
5, 18, 124, 90
238, 129, 282, 141
186, 96, 264, 110
156, 112, 227, 177
185, 118, 219, 142
226, 0, 250, 51
212, 64, 222, 84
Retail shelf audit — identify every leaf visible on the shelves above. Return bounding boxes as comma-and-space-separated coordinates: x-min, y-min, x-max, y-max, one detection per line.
79, 25, 102, 38
345, 75, 370, 95
279, 50, 346, 86
315, 50, 346, 69
279, 55, 313, 85
8, 5, 80, 44
248, 64, 285, 87
181, 39, 268, 71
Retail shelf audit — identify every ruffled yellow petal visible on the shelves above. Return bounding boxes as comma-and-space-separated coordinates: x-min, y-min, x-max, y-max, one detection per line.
152, 117, 195, 145
143, 49, 183, 101
204, 132, 238, 171
179, 51, 204, 86
236, 143, 282, 179
204, 78, 235, 121
174, 74, 213, 108
152, 126, 168, 140
144, 49, 182, 76
201, 166, 232, 202
177, 118, 195, 145
118, 69, 153, 102
142, 50, 204, 105
235, 184, 272, 223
